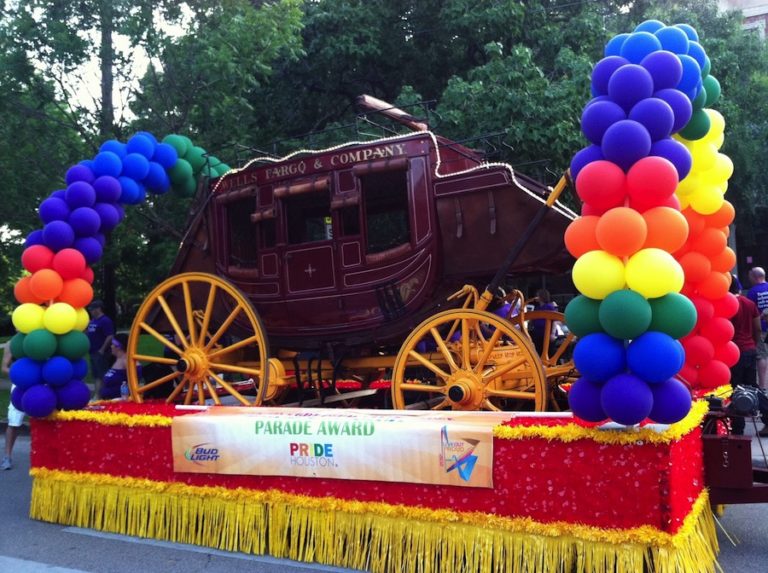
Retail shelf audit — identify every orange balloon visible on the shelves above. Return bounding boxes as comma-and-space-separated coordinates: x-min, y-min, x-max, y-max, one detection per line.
642, 207, 689, 253
28, 268, 64, 301
705, 201, 735, 228
565, 216, 601, 258
697, 271, 731, 300
57, 278, 94, 308
14, 276, 44, 304
682, 208, 706, 238
595, 207, 647, 257
710, 247, 736, 273
679, 252, 712, 283
691, 228, 727, 258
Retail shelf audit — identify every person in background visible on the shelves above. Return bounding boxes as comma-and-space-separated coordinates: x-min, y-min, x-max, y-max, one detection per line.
101, 332, 129, 400
528, 288, 562, 355
86, 299, 114, 398
1, 342, 24, 470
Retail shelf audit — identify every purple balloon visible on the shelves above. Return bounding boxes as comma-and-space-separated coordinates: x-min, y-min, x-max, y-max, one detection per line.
126, 134, 156, 159
25, 229, 44, 248
604, 33, 630, 57
591, 56, 629, 96
74, 237, 103, 264
69, 206, 102, 237
601, 373, 654, 426
94, 202, 120, 232
568, 377, 607, 423
570, 145, 604, 180
654, 26, 689, 54
65, 181, 96, 209
601, 120, 652, 171
687, 41, 707, 69
11, 386, 26, 411
649, 378, 692, 424
619, 31, 662, 64
677, 55, 701, 93
122, 152, 150, 180
21, 384, 58, 418
581, 100, 626, 145
608, 64, 654, 111
650, 138, 692, 180
93, 151, 123, 178
39, 197, 71, 224
640, 50, 683, 91
144, 161, 171, 193
93, 175, 122, 203
55, 379, 91, 410
100, 139, 127, 158
65, 164, 95, 185
629, 98, 674, 141
42, 220, 75, 251
151, 142, 179, 169
654, 88, 693, 133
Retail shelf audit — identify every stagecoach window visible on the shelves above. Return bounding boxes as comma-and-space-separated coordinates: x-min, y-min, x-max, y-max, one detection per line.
361, 170, 410, 253
227, 199, 258, 267
285, 192, 332, 244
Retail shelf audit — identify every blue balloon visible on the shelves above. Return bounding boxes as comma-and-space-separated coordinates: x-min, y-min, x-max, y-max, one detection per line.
570, 145, 604, 180
94, 232, 106, 247
600, 373, 653, 426
135, 131, 158, 145
10, 357, 43, 390
118, 176, 141, 203
654, 88, 693, 133
79, 159, 96, 171
93, 151, 123, 178
122, 152, 150, 180
25, 229, 44, 248
634, 19, 665, 34
93, 202, 120, 232
55, 379, 91, 410
573, 333, 626, 382
144, 161, 171, 193
74, 237, 103, 264
69, 206, 101, 237
71, 358, 88, 380
11, 385, 26, 411
686, 41, 707, 70
649, 378, 692, 424
51, 189, 66, 200
65, 164, 95, 185
42, 220, 75, 251
608, 64, 654, 111
654, 26, 689, 54
568, 377, 607, 422
39, 197, 70, 224
100, 139, 127, 159
601, 120, 652, 172
605, 33, 630, 57
627, 332, 684, 383
629, 98, 674, 141
581, 100, 626, 145
674, 23, 699, 42
65, 181, 96, 209
650, 138, 692, 180
152, 142, 179, 169
677, 55, 702, 93
640, 50, 683, 91
126, 134, 156, 159
93, 175, 122, 203
591, 56, 629, 96
21, 384, 58, 418
620, 32, 662, 64
42, 356, 74, 386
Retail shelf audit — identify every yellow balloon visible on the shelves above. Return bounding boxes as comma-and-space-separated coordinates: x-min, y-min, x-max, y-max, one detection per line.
712, 132, 724, 150
689, 187, 724, 215
74, 307, 89, 331
43, 302, 77, 335
710, 153, 734, 183
625, 249, 684, 299
12, 303, 46, 334
676, 173, 700, 197
705, 109, 725, 141
689, 141, 717, 171
678, 194, 690, 209
572, 250, 625, 300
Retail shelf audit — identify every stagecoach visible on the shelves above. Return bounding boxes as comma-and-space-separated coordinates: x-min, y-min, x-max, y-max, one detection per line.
125, 96, 578, 411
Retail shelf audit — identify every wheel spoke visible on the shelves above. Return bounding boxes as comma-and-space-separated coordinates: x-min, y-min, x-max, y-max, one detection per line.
432, 398, 452, 410
132, 354, 178, 366
430, 328, 458, 372
461, 318, 471, 369
407, 349, 450, 380
182, 281, 198, 347
139, 370, 181, 393
399, 382, 446, 394
157, 294, 189, 349
208, 361, 262, 378
196, 377, 205, 404
482, 355, 529, 383
204, 304, 244, 351
486, 388, 536, 400
183, 379, 195, 405
198, 283, 218, 346
482, 398, 501, 412
203, 378, 222, 406
539, 320, 553, 359
474, 327, 504, 374
165, 376, 189, 403
139, 322, 184, 356
209, 371, 252, 406
549, 333, 574, 365
207, 334, 262, 360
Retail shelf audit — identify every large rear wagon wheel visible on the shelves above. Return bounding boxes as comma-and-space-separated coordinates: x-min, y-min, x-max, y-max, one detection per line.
126, 273, 269, 406
391, 309, 546, 411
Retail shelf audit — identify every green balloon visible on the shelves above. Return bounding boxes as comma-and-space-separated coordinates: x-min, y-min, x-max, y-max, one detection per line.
201, 165, 217, 178
168, 158, 193, 184
207, 155, 222, 168
565, 296, 603, 337
57, 331, 90, 360
703, 75, 721, 107
185, 146, 207, 172
214, 163, 231, 176
679, 108, 711, 141
162, 134, 189, 158
649, 293, 697, 339
22, 329, 58, 361
175, 176, 197, 197
9, 332, 26, 359
598, 290, 651, 340
692, 85, 707, 111
702, 56, 711, 77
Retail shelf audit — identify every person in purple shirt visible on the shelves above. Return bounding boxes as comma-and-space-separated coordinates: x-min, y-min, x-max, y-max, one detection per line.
86, 299, 115, 398
747, 267, 768, 389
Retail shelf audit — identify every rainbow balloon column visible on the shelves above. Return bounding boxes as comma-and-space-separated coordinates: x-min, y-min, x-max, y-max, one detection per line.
9, 133, 229, 418
563, 20, 727, 426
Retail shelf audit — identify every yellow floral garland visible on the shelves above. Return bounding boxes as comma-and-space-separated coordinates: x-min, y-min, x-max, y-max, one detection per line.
50, 408, 172, 427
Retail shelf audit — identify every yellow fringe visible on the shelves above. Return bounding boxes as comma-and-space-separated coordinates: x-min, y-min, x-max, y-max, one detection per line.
30, 468, 718, 573
494, 400, 708, 445
50, 409, 172, 427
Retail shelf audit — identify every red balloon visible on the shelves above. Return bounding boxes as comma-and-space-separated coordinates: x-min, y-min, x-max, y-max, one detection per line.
575, 160, 626, 211
714, 341, 740, 368
690, 296, 715, 323
700, 317, 735, 347
14, 276, 44, 304
21, 244, 54, 273
691, 228, 727, 257
677, 363, 699, 385
662, 193, 681, 210
679, 252, 711, 284
697, 359, 731, 389
52, 248, 87, 280
81, 266, 95, 284
682, 208, 706, 237
683, 335, 715, 367
712, 293, 739, 318
564, 216, 601, 258
28, 268, 64, 301
57, 278, 94, 308
626, 156, 678, 207
698, 271, 730, 300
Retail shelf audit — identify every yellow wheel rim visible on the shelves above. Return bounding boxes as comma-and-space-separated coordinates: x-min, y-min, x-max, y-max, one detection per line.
126, 272, 269, 406
391, 309, 545, 411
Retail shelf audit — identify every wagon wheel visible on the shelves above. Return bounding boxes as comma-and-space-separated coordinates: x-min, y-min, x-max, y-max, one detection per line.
521, 310, 577, 410
126, 272, 270, 406
391, 309, 546, 411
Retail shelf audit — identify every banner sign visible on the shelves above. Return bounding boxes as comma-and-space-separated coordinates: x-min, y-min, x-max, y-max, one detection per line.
171, 408, 509, 488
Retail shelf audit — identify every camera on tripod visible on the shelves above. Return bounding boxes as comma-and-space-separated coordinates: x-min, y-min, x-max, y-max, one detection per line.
728, 385, 763, 416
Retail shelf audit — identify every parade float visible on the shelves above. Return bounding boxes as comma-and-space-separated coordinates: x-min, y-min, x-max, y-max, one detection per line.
8, 18, 745, 573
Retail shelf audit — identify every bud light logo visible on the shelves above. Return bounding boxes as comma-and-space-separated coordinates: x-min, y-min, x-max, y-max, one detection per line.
184, 443, 221, 466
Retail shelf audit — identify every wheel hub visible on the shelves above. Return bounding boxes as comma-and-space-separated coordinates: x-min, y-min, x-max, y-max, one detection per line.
176, 348, 208, 378
446, 370, 484, 410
